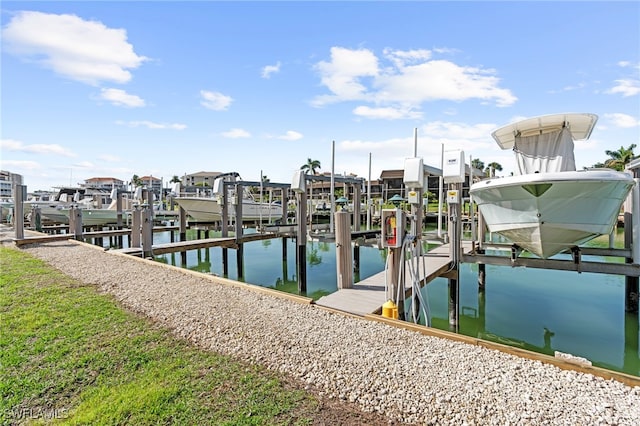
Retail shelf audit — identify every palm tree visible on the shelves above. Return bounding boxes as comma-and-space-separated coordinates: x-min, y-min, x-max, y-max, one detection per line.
471, 158, 485, 182
471, 158, 485, 171
485, 162, 503, 177
300, 158, 321, 175
604, 144, 638, 171
300, 158, 321, 206
131, 174, 143, 187
170, 175, 181, 183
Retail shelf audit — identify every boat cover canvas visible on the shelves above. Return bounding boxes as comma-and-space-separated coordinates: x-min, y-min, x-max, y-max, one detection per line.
513, 127, 576, 175
491, 113, 598, 150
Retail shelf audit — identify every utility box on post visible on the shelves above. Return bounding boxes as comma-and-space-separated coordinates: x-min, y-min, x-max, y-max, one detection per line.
291, 170, 306, 193
443, 150, 466, 184
403, 157, 424, 188
381, 208, 405, 248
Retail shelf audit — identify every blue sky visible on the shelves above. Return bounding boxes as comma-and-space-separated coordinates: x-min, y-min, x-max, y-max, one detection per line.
1, 1, 639, 192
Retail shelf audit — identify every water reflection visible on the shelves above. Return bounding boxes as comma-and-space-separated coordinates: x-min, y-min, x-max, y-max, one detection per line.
151, 229, 638, 377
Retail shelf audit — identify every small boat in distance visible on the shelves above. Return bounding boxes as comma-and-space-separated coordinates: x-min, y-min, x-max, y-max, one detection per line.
470, 113, 635, 259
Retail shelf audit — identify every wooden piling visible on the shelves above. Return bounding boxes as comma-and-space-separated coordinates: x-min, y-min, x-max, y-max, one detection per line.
235, 183, 245, 279
131, 208, 141, 248
335, 210, 353, 289
71, 207, 83, 240
221, 183, 229, 276
31, 206, 42, 232
448, 183, 461, 331
353, 184, 361, 231
296, 190, 307, 293
116, 192, 124, 247
142, 204, 153, 258
14, 184, 25, 240
478, 251, 486, 290
625, 210, 638, 313
179, 206, 187, 242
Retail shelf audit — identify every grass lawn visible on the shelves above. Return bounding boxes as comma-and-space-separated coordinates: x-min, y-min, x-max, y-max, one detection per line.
0, 247, 346, 425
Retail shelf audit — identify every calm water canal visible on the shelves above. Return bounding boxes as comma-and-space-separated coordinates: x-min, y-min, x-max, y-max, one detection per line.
150, 228, 639, 377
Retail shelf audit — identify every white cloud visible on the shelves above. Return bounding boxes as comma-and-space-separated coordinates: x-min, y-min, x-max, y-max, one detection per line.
382, 48, 432, 69
353, 105, 422, 120
0, 159, 41, 170
100, 88, 146, 107
71, 161, 95, 169
261, 62, 281, 78
606, 79, 640, 97
98, 154, 122, 162
312, 47, 516, 113
200, 90, 233, 110
2, 11, 147, 85
604, 113, 640, 128
422, 121, 496, 140
335, 119, 505, 179
0, 138, 76, 157
276, 131, 303, 141
313, 47, 379, 105
221, 128, 251, 138
117, 120, 187, 130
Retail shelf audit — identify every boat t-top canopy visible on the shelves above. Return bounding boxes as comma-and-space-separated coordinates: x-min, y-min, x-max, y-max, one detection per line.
491, 113, 598, 150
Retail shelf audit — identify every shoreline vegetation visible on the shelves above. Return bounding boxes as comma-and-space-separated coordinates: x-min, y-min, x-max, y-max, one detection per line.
0, 247, 393, 425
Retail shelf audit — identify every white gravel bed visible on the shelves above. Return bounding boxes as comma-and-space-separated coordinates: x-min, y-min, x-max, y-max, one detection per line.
10, 237, 640, 425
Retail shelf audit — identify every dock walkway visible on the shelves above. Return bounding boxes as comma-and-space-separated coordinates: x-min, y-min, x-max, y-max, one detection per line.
115, 232, 277, 256
316, 243, 456, 315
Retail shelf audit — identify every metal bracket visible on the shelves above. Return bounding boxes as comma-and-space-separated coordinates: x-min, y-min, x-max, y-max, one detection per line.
511, 245, 522, 263
571, 246, 582, 273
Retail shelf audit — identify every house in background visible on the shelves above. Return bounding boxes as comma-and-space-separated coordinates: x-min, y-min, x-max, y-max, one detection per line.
0, 170, 22, 198
181, 171, 223, 188
83, 177, 126, 192
379, 163, 483, 202
138, 176, 163, 197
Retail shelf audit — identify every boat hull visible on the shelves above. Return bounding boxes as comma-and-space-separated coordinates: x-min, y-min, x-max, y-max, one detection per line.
470, 170, 635, 258
174, 197, 283, 223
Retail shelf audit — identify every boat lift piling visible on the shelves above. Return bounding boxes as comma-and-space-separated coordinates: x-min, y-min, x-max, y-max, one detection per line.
296, 188, 308, 293
221, 182, 230, 276
234, 182, 245, 279
447, 183, 462, 331
69, 206, 83, 240
624, 163, 640, 313
335, 209, 353, 289
131, 206, 141, 248
476, 210, 487, 290
13, 184, 25, 240
442, 149, 467, 331
30, 205, 42, 232
141, 196, 154, 259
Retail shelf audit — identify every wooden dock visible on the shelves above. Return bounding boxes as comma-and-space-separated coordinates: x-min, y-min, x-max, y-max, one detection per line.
315, 243, 456, 315
13, 226, 179, 247
114, 232, 278, 256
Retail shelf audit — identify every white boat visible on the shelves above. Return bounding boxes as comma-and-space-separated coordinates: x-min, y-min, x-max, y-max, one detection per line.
173, 174, 283, 223
23, 188, 89, 224
470, 113, 636, 259
174, 197, 282, 223
24, 187, 134, 226
58, 206, 128, 227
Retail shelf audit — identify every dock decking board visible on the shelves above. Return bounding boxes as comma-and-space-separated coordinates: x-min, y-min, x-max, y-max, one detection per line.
315, 243, 456, 315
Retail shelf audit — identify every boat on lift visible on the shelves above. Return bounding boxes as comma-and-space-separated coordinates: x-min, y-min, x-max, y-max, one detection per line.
470, 113, 635, 259
173, 172, 283, 223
